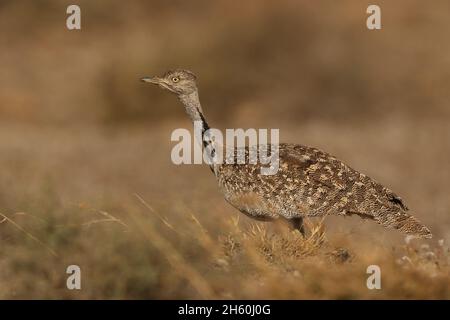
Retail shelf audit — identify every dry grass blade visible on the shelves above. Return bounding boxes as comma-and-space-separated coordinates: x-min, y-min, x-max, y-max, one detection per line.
86, 210, 129, 229
54, 208, 129, 230
189, 213, 207, 233
187, 212, 220, 258
0, 212, 58, 257
305, 217, 327, 244
12, 212, 48, 224
134, 193, 179, 233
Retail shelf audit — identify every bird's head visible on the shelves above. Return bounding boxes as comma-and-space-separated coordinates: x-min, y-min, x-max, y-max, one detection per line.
141, 69, 198, 96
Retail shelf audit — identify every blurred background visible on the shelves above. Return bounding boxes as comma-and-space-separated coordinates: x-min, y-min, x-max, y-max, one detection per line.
0, 0, 449, 299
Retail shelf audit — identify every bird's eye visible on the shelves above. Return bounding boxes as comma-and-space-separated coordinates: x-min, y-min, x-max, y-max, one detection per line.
172, 77, 179, 83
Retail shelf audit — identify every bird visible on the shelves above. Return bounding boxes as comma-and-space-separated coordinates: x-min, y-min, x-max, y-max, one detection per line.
141, 69, 432, 239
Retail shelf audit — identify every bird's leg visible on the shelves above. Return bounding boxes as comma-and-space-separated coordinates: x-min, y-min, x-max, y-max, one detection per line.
289, 217, 306, 237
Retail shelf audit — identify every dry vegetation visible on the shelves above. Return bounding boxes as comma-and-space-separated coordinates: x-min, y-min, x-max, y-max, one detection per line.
0, 123, 448, 299
0, 0, 449, 299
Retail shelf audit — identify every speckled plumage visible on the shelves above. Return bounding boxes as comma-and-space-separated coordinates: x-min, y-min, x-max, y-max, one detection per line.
215, 143, 431, 238
142, 69, 432, 239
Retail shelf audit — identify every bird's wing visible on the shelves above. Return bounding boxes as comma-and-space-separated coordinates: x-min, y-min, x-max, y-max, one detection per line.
278, 144, 410, 216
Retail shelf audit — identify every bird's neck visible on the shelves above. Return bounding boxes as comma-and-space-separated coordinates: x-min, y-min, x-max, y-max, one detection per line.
178, 90, 216, 174
178, 91, 217, 171
178, 90, 210, 135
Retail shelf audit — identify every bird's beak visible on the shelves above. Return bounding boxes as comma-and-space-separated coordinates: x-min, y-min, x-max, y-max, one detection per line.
140, 76, 161, 84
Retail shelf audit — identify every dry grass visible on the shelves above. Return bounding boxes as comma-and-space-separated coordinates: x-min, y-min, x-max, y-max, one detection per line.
0, 123, 448, 299
0, 190, 448, 299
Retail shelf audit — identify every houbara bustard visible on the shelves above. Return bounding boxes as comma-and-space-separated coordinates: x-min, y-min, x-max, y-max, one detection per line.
141, 69, 432, 239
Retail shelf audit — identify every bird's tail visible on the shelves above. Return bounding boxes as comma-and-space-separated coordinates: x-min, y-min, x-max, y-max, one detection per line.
375, 211, 432, 239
